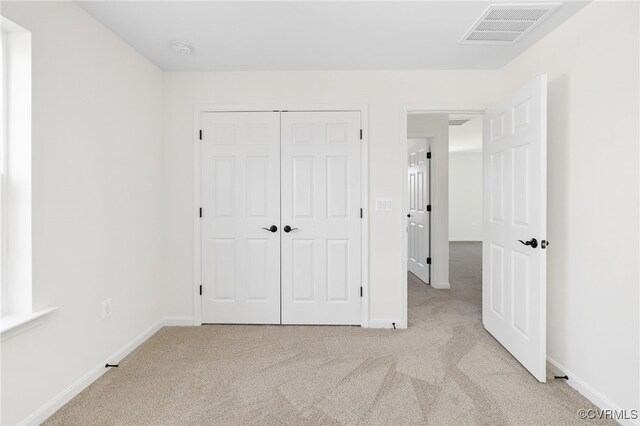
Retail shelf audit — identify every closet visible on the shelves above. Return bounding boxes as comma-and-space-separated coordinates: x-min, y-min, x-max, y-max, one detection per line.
200, 111, 362, 325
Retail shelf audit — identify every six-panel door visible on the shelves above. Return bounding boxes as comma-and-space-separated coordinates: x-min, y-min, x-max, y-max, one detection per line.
280, 112, 362, 325
483, 75, 547, 382
407, 138, 430, 284
201, 111, 362, 325
201, 112, 281, 324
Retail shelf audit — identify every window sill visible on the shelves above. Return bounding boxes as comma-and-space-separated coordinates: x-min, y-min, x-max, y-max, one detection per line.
0, 307, 58, 342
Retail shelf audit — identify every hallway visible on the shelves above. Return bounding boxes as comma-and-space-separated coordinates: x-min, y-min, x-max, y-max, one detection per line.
408, 241, 482, 321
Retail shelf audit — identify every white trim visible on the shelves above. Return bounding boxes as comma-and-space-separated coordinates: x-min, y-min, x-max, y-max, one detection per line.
367, 319, 401, 329
400, 105, 485, 330
359, 109, 370, 328
192, 106, 201, 326
193, 104, 370, 327
20, 318, 170, 425
432, 282, 450, 290
0, 307, 57, 342
449, 238, 482, 242
547, 357, 640, 426
1, 25, 8, 316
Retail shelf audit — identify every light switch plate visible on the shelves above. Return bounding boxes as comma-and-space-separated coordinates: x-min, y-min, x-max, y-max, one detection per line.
375, 198, 393, 211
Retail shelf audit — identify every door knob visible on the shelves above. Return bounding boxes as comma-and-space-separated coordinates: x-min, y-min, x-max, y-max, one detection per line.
261, 225, 278, 233
283, 225, 298, 233
517, 238, 538, 249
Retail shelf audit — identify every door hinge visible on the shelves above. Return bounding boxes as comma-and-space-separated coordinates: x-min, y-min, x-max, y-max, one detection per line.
360, 129, 363, 140
199, 207, 202, 218
426, 205, 431, 212
360, 286, 363, 297
199, 285, 202, 295
426, 152, 431, 159
360, 208, 363, 218
199, 130, 202, 140
426, 257, 432, 264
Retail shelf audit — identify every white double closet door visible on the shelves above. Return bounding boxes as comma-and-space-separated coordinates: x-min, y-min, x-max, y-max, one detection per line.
201, 111, 362, 325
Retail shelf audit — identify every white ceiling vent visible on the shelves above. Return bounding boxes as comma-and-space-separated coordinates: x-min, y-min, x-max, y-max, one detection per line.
460, 3, 561, 45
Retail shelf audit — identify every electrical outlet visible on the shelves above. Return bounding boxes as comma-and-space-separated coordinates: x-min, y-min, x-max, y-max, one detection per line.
101, 299, 112, 320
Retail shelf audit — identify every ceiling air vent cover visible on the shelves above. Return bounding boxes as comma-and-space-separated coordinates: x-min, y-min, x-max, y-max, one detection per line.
460, 3, 561, 45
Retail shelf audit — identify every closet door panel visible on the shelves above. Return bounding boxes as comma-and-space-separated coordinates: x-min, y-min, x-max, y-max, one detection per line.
280, 111, 362, 325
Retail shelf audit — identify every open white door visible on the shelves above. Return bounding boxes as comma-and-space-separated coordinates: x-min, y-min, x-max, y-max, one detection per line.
280, 111, 362, 325
201, 112, 281, 324
483, 75, 547, 382
407, 139, 430, 284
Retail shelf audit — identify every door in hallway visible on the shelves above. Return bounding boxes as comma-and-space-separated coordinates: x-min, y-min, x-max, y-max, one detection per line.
407, 138, 430, 284
483, 75, 548, 382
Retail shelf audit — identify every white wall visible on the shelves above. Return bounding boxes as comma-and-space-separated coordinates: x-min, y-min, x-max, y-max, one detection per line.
501, 1, 639, 416
163, 71, 500, 325
0, 2, 165, 424
448, 153, 482, 241
407, 113, 450, 288
448, 115, 482, 153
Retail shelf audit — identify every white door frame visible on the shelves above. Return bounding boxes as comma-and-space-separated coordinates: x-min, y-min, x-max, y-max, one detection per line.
399, 105, 484, 329
193, 104, 369, 327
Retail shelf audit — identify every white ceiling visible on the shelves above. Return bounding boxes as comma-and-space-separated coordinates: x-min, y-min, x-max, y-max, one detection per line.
76, 1, 588, 71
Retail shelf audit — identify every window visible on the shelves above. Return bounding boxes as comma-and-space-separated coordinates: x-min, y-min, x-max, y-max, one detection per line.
0, 17, 49, 338
1, 19, 6, 316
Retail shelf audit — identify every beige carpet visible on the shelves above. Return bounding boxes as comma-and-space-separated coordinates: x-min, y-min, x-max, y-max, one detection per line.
45, 242, 609, 425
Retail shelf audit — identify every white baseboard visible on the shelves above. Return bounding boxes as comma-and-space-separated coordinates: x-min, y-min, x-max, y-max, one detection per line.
432, 281, 450, 289
547, 357, 639, 426
20, 317, 179, 425
163, 316, 195, 326
367, 319, 403, 329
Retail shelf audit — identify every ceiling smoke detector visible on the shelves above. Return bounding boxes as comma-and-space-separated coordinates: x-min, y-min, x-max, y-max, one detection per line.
171, 41, 193, 55
460, 3, 561, 45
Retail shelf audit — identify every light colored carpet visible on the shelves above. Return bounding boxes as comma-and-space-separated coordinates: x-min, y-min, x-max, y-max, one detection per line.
45, 242, 609, 425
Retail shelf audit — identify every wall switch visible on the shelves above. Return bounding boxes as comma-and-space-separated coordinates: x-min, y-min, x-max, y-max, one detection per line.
101, 299, 112, 320
375, 198, 393, 211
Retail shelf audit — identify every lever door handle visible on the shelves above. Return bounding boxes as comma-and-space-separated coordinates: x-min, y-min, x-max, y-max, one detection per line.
283, 225, 298, 233
407, 214, 411, 218
262, 225, 278, 233
518, 238, 538, 249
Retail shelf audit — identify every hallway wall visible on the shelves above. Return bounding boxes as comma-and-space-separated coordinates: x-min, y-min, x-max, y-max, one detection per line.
449, 153, 482, 241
